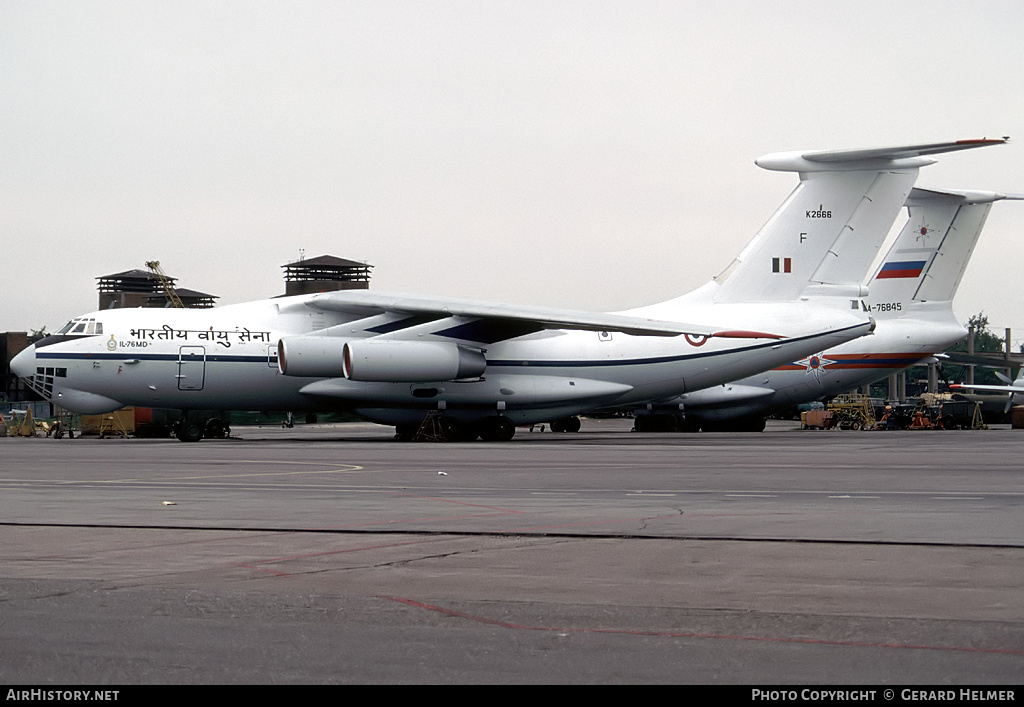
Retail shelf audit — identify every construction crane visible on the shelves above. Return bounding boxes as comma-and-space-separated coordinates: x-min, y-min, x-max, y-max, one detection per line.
145, 261, 185, 308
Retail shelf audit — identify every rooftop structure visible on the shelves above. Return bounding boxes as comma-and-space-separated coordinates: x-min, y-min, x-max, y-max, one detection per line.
282, 255, 372, 296
97, 269, 218, 309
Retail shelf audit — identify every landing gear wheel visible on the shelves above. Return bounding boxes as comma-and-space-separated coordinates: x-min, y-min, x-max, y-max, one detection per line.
174, 422, 204, 443
441, 417, 479, 442
633, 414, 680, 432
479, 416, 516, 441
204, 418, 228, 439
702, 416, 766, 433
678, 416, 701, 433
550, 416, 581, 433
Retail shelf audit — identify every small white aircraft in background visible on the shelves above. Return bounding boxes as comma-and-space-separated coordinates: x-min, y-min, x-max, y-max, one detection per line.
950, 372, 1024, 414
11, 139, 1006, 441
641, 183, 1023, 431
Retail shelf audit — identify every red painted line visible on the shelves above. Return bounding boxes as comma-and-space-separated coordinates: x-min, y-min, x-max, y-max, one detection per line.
775, 363, 910, 371
714, 330, 784, 340
875, 270, 923, 279
383, 596, 1024, 656
827, 352, 922, 359
238, 537, 457, 576
245, 538, 445, 565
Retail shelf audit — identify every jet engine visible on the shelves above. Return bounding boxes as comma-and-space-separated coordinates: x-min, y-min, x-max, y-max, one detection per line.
277, 336, 351, 377
342, 339, 486, 382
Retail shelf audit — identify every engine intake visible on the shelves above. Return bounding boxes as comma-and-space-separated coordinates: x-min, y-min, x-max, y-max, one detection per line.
277, 336, 351, 377
343, 339, 486, 382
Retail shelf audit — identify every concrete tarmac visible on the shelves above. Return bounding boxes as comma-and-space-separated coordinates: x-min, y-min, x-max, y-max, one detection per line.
1, 418, 1022, 684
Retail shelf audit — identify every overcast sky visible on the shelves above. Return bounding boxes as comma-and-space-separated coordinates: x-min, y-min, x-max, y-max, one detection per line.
3, 1, 1023, 342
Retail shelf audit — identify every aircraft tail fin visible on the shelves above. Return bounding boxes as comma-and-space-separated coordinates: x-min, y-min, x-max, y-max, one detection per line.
711, 139, 1008, 304
869, 188, 1024, 304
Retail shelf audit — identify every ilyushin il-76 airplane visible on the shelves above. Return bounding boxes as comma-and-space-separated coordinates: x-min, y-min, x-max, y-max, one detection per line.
11, 139, 1005, 442
637, 182, 1022, 432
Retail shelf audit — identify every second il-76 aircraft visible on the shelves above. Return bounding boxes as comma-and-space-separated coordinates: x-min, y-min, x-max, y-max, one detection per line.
12, 138, 1006, 441
632, 184, 1022, 431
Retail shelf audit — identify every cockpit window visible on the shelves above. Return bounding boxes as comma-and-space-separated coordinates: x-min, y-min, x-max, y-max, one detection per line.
56, 318, 103, 335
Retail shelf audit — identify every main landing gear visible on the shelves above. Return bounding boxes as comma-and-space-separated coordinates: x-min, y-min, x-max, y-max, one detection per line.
548, 416, 582, 433
173, 416, 231, 442
394, 414, 586, 442
174, 421, 204, 443
631, 413, 765, 433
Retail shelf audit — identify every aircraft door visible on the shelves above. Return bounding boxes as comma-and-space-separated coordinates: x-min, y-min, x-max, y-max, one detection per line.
177, 346, 206, 390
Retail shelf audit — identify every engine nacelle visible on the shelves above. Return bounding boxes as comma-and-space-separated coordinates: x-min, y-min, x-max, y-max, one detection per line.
343, 339, 486, 382
278, 336, 352, 377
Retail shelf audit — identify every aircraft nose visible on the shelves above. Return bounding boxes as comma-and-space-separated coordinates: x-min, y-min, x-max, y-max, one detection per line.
10, 344, 37, 380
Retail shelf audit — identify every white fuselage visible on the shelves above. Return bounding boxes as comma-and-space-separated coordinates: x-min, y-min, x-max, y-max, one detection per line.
15, 292, 872, 426
667, 301, 966, 421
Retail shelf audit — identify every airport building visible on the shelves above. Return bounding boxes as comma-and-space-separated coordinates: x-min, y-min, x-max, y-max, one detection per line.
1, 331, 32, 404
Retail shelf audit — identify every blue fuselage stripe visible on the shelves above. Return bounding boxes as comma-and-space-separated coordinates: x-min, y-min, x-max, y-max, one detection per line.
33, 322, 868, 370
36, 352, 272, 364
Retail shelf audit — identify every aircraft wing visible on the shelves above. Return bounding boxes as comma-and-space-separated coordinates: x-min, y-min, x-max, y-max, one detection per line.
306, 291, 783, 341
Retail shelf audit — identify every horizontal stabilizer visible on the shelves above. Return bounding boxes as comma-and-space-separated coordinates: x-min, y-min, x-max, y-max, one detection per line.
942, 351, 1021, 368
757, 138, 1008, 173
907, 187, 1024, 206
802, 139, 1008, 163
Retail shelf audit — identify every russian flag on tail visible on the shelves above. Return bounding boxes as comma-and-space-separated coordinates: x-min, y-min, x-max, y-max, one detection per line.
876, 260, 926, 279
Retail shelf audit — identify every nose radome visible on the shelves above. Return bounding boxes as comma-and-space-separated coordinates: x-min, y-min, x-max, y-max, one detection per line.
10, 344, 36, 379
